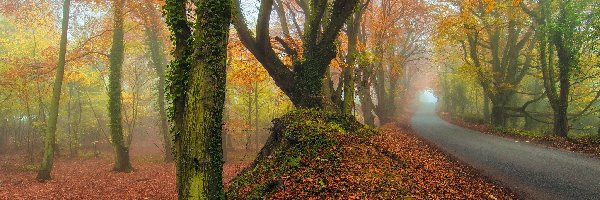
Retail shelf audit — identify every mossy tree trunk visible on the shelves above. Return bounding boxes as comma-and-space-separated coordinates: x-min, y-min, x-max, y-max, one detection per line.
356, 20, 375, 126
164, 0, 231, 198
527, 0, 588, 138
549, 0, 579, 138
142, 10, 174, 162
342, 4, 366, 115
357, 63, 376, 126
108, 0, 132, 172
37, 0, 70, 181
232, 0, 359, 109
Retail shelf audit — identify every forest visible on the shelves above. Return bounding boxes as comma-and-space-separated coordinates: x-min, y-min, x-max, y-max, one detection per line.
0, 0, 598, 199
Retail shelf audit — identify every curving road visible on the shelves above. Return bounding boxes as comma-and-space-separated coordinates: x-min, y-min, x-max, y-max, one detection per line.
411, 103, 600, 200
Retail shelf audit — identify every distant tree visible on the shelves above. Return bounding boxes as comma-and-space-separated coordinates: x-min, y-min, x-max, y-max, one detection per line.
108, 0, 132, 172
361, 0, 430, 124
37, 0, 71, 181
133, 0, 174, 162
164, 0, 232, 198
521, 0, 599, 137
340, 0, 369, 115
446, 1, 535, 127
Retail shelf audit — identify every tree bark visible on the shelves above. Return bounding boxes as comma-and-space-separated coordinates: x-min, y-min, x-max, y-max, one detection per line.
164, 0, 231, 198
37, 0, 70, 181
551, 3, 574, 137
535, 0, 579, 137
254, 80, 260, 150
108, 0, 132, 172
483, 91, 490, 122
164, 0, 193, 176
491, 105, 507, 127
143, 18, 173, 162
357, 59, 375, 126
342, 10, 361, 115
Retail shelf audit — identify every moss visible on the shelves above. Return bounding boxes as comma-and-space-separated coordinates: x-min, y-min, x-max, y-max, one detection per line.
226, 109, 381, 199
189, 175, 205, 199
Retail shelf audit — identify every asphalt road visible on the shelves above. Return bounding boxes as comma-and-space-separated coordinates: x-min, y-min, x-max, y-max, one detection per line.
411, 103, 600, 200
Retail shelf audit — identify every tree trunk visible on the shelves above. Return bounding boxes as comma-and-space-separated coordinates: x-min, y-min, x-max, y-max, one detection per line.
108, 0, 132, 172
254, 81, 260, 150
359, 89, 375, 126
67, 83, 74, 157
343, 11, 360, 115
483, 91, 490, 122
357, 63, 375, 126
489, 91, 513, 127
491, 104, 507, 127
26, 103, 34, 163
37, 0, 70, 181
144, 21, 173, 162
374, 65, 397, 125
165, 0, 231, 198
538, 0, 578, 138
231, 0, 359, 109
293, 44, 338, 108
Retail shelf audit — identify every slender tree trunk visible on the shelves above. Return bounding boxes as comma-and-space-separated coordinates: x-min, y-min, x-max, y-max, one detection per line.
247, 89, 252, 129
387, 76, 399, 119
108, 0, 132, 172
67, 83, 74, 157
75, 85, 83, 154
165, 0, 232, 198
254, 80, 260, 150
37, 0, 70, 181
343, 12, 359, 115
26, 103, 34, 163
374, 59, 390, 124
552, 57, 570, 137
144, 24, 173, 162
17, 116, 23, 149
321, 66, 337, 110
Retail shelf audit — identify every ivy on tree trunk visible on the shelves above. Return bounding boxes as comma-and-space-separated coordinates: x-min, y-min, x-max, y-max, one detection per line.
108, 0, 132, 172
164, 0, 231, 198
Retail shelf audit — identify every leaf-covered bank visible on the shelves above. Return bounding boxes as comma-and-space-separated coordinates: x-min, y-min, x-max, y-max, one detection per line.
226, 109, 408, 199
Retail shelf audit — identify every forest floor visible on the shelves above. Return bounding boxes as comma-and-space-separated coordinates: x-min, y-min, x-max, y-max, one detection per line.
440, 113, 600, 159
1, 116, 515, 199
0, 150, 250, 199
